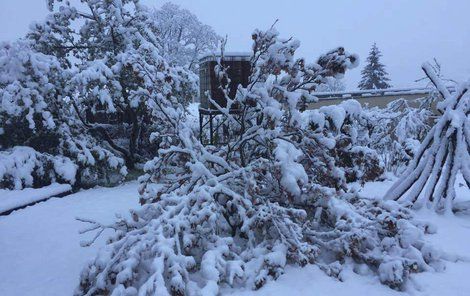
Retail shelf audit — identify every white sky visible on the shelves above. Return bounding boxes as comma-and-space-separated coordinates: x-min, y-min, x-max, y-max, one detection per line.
1, 0, 469, 90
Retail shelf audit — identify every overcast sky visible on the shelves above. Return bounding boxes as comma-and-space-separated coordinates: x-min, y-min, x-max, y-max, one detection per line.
1, 0, 469, 90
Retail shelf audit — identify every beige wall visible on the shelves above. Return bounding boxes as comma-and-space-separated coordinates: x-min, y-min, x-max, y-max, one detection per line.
308, 93, 432, 110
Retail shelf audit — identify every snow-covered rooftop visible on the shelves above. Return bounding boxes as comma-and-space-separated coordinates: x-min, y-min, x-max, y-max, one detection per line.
199, 52, 251, 63
312, 86, 456, 101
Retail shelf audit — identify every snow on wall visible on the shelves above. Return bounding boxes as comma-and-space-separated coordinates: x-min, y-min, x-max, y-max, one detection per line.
0, 146, 77, 190
0, 183, 71, 214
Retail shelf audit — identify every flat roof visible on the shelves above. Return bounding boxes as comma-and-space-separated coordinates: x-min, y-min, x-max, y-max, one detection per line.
312, 86, 456, 101
313, 87, 431, 98
199, 52, 251, 63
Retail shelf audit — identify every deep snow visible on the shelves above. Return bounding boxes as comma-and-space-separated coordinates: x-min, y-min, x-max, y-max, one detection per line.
0, 179, 469, 296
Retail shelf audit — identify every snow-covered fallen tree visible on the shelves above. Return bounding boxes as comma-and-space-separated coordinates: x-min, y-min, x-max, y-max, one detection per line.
385, 63, 470, 213
76, 26, 442, 295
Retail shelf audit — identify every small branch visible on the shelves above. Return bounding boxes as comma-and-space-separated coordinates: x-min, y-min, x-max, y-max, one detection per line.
76, 217, 106, 247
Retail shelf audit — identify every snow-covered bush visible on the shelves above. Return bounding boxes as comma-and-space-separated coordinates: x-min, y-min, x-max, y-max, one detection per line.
0, 146, 76, 190
316, 76, 346, 92
0, 40, 59, 133
0, 40, 127, 189
76, 26, 442, 295
0, 40, 63, 156
359, 98, 433, 174
316, 100, 384, 183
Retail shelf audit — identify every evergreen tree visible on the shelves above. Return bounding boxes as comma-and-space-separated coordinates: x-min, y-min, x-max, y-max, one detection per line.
358, 43, 392, 90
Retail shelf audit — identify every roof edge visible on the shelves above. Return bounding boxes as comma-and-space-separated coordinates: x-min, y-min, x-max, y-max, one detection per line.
199, 52, 251, 62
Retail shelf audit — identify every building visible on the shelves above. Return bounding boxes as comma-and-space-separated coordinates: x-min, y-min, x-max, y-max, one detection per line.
198, 52, 251, 145
308, 87, 436, 109
199, 52, 251, 109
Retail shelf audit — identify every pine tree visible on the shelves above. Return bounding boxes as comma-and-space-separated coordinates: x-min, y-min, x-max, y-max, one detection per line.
358, 43, 392, 90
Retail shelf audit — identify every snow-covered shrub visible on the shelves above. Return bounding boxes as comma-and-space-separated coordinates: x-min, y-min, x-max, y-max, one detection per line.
0, 40, 61, 146
316, 100, 384, 183
316, 76, 346, 92
0, 40, 127, 189
76, 26, 441, 295
359, 98, 433, 174
305, 196, 441, 289
0, 146, 76, 190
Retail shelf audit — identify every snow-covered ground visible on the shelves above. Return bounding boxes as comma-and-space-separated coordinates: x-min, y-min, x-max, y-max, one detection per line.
0, 182, 140, 296
224, 179, 470, 296
0, 179, 469, 296
0, 183, 71, 214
